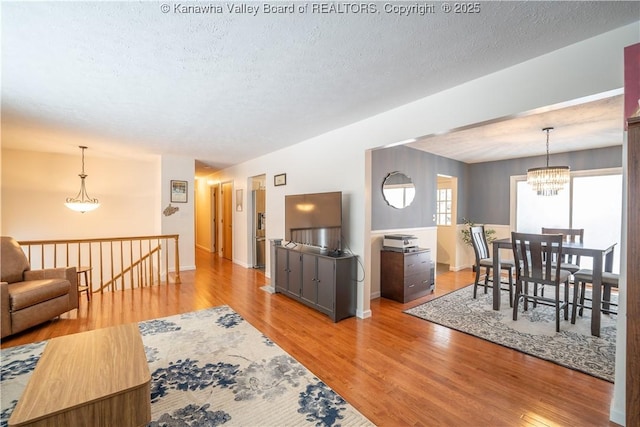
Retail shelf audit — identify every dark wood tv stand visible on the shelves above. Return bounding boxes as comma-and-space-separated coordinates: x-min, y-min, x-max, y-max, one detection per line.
272, 242, 356, 322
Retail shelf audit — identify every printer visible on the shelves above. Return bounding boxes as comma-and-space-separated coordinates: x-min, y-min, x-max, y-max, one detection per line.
383, 234, 419, 252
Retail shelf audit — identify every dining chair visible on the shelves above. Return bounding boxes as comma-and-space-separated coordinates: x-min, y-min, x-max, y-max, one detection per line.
541, 227, 584, 274
470, 225, 515, 306
571, 268, 619, 323
511, 232, 572, 332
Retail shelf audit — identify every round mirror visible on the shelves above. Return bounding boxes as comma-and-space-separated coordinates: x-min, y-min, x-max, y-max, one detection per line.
382, 171, 416, 209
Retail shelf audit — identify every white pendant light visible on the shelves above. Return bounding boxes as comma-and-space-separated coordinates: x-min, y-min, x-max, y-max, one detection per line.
65, 146, 100, 213
526, 127, 570, 196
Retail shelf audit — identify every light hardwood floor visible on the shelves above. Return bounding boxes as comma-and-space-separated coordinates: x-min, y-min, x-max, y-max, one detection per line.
2, 248, 617, 426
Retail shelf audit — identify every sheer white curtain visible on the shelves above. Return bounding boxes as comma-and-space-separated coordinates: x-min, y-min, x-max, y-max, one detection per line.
516, 181, 569, 233
571, 173, 622, 272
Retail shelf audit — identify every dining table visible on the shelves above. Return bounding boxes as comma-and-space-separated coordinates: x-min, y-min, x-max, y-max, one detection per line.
491, 236, 617, 337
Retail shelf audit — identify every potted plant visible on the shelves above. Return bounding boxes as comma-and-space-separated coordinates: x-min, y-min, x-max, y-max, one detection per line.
460, 218, 496, 247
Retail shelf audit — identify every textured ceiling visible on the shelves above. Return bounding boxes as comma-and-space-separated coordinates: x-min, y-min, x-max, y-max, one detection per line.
407, 93, 625, 163
2, 1, 639, 174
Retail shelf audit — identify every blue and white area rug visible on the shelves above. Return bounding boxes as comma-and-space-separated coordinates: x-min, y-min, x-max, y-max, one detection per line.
405, 285, 616, 382
1, 306, 374, 427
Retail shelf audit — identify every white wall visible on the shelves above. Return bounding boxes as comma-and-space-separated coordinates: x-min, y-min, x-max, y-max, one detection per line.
1, 148, 161, 240
437, 225, 455, 265
233, 178, 250, 268
611, 127, 629, 425
161, 155, 196, 271
370, 227, 437, 298
0, 149, 197, 274
455, 223, 476, 271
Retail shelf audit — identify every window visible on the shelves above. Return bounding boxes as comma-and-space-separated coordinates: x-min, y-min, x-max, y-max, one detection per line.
513, 168, 622, 273
436, 188, 452, 225
516, 180, 569, 232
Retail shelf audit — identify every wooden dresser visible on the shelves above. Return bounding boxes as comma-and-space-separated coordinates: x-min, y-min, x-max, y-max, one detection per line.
380, 248, 434, 303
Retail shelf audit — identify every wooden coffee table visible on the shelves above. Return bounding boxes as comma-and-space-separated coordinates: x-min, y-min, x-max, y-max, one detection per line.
9, 323, 151, 427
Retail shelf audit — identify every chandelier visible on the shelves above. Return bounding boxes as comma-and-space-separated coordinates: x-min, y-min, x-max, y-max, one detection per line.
65, 146, 100, 213
526, 127, 570, 196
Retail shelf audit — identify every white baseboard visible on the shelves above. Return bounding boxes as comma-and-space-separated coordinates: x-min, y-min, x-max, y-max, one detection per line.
609, 409, 624, 426
169, 265, 195, 273
260, 285, 275, 294
357, 309, 372, 319
609, 400, 625, 426
449, 264, 473, 272
233, 259, 251, 268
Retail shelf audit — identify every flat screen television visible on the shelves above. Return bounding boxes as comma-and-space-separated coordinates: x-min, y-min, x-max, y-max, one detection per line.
285, 191, 342, 251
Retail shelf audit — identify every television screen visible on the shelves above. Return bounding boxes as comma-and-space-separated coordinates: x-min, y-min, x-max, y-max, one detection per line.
285, 191, 342, 250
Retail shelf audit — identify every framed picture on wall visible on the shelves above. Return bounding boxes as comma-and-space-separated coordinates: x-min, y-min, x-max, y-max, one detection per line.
170, 180, 188, 203
274, 173, 287, 186
236, 189, 243, 212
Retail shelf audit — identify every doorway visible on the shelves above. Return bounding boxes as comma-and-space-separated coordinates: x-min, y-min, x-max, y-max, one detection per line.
436, 175, 458, 272
250, 175, 266, 269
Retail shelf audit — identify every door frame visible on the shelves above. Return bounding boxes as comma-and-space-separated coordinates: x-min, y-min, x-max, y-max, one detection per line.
221, 181, 233, 260
436, 175, 458, 271
211, 185, 218, 253
248, 174, 267, 269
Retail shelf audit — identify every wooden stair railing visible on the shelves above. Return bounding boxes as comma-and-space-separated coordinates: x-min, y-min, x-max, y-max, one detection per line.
96, 244, 162, 292
17, 235, 181, 293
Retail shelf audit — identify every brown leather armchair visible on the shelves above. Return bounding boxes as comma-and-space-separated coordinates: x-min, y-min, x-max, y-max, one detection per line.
1, 236, 78, 339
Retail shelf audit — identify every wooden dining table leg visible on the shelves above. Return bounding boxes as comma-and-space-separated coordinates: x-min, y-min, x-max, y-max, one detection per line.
591, 255, 603, 337
492, 242, 501, 310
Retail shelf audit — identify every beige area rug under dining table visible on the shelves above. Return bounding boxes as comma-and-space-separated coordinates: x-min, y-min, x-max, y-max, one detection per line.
404, 284, 617, 382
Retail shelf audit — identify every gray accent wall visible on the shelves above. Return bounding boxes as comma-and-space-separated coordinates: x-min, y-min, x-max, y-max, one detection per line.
467, 145, 622, 224
371, 145, 469, 230
372, 146, 435, 230
372, 145, 622, 230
